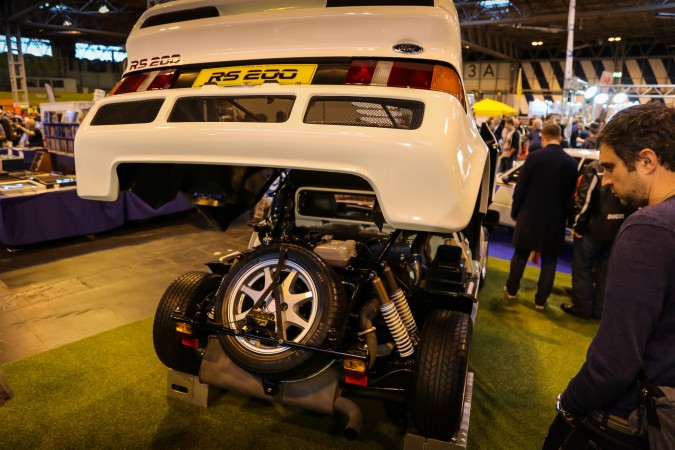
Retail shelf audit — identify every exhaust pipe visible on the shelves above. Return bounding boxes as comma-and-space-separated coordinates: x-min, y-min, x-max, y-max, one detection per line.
335, 396, 363, 440
199, 337, 362, 438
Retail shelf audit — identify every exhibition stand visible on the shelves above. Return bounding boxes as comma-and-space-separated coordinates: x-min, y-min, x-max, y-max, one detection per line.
0, 189, 194, 247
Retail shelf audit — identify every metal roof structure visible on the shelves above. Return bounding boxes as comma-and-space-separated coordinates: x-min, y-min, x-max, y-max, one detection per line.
1, 0, 675, 60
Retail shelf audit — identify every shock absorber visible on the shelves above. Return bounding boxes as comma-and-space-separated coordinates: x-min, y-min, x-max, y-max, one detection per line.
382, 265, 419, 346
371, 274, 414, 358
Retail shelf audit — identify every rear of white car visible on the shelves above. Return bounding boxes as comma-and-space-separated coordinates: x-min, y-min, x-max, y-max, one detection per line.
75, 0, 489, 233
74, 2, 494, 443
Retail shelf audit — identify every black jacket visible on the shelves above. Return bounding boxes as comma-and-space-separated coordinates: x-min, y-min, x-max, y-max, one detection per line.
573, 160, 634, 241
0, 117, 15, 143
511, 144, 578, 255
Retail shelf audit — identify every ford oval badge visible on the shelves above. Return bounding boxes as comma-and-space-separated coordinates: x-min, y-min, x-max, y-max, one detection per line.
393, 43, 423, 54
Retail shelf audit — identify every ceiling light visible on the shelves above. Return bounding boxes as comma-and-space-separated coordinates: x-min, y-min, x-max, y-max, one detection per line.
99, 4, 109, 13
594, 93, 609, 104
612, 93, 628, 103
62, 19, 72, 27
584, 86, 598, 100
608, 36, 622, 42
531, 41, 543, 46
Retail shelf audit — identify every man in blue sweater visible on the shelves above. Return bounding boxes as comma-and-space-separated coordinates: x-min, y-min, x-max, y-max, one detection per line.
543, 103, 675, 449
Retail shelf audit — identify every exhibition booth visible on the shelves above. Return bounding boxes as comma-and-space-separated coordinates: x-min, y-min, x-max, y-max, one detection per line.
0, 150, 192, 248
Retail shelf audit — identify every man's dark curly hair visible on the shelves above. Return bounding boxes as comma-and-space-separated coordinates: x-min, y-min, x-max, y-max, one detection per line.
597, 102, 675, 171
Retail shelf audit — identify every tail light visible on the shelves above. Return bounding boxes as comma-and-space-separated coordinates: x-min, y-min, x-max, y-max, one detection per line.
343, 359, 368, 386
175, 322, 199, 348
109, 69, 179, 96
345, 60, 465, 109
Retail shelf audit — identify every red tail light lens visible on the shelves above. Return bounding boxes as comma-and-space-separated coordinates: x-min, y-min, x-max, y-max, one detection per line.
148, 69, 178, 90
388, 62, 433, 90
344, 60, 465, 110
345, 60, 377, 85
110, 73, 149, 95
109, 69, 179, 96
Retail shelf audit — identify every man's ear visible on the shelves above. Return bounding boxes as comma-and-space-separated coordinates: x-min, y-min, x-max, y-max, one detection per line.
638, 148, 658, 172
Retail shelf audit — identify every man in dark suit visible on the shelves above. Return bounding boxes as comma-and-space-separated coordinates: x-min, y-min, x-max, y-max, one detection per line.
504, 123, 578, 310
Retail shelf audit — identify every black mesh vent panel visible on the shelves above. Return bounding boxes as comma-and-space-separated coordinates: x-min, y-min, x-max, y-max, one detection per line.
327, 0, 433, 6
304, 97, 424, 130
90, 99, 164, 125
141, 7, 219, 28
168, 96, 295, 123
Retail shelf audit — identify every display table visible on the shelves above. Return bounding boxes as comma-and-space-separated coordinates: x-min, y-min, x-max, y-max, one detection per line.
0, 189, 194, 247
123, 191, 195, 221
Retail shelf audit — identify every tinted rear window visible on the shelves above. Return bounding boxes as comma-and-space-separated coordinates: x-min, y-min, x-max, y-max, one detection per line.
327, 0, 434, 5
91, 99, 165, 125
168, 96, 295, 123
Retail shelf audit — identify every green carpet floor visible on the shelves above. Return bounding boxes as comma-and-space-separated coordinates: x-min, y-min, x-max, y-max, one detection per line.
0, 258, 599, 449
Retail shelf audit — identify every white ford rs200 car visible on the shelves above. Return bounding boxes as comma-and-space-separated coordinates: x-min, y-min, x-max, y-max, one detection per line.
75, 0, 498, 445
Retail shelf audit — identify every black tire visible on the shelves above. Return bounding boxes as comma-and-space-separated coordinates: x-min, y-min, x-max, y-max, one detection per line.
153, 271, 222, 375
410, 309, 472, 441
216, 244, 345, 381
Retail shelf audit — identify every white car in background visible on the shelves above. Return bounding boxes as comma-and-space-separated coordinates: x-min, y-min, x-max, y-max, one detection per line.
489, 148, 599, 232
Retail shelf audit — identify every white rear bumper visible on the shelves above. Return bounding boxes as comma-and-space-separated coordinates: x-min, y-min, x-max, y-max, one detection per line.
75, 84, 487, 232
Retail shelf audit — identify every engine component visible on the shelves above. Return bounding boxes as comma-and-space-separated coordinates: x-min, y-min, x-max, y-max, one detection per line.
313, 239, 357, 269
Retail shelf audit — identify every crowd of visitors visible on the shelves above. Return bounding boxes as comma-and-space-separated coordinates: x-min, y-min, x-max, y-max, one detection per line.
0, 107, 44, 148
489, 103, 674, 449
542, 102, 675, 450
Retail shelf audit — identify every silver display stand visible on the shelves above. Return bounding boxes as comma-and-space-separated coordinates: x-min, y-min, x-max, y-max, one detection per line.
403, 371, 474, 450
166, 368, 221, 407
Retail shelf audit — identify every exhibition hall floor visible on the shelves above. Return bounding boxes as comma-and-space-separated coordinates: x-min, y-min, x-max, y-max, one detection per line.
1, 212, 594, 449
0, 213, 572, 364
0, 210, 251, 363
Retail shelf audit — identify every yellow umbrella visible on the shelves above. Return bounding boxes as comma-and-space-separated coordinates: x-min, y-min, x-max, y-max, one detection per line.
472, 98, 518, 117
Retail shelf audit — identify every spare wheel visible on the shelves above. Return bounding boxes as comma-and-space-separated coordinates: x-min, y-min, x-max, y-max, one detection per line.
216, 244, 345, 381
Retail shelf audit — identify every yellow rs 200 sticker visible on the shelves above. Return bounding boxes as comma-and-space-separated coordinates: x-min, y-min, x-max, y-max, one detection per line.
193, 64, 318, 87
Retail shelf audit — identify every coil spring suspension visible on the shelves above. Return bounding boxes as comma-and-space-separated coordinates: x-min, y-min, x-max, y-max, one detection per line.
383, 266, 419, 346
371, 275, 414, 358
388, 289, 419, 347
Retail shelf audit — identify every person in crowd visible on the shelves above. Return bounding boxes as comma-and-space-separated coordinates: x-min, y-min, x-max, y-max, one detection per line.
34, 115, 43, 131
0, 109, 16, 146
15, 118, 44, 147
544, 103, 675, 450
525, 117, 543, 155
560, 159, 635, 320
498, 118, 520, 172
544, 114, 559, 126
570, 118, 580, 148
581, 122, 600, 149
504, 124, 578, 309
492, 116, 504, 143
